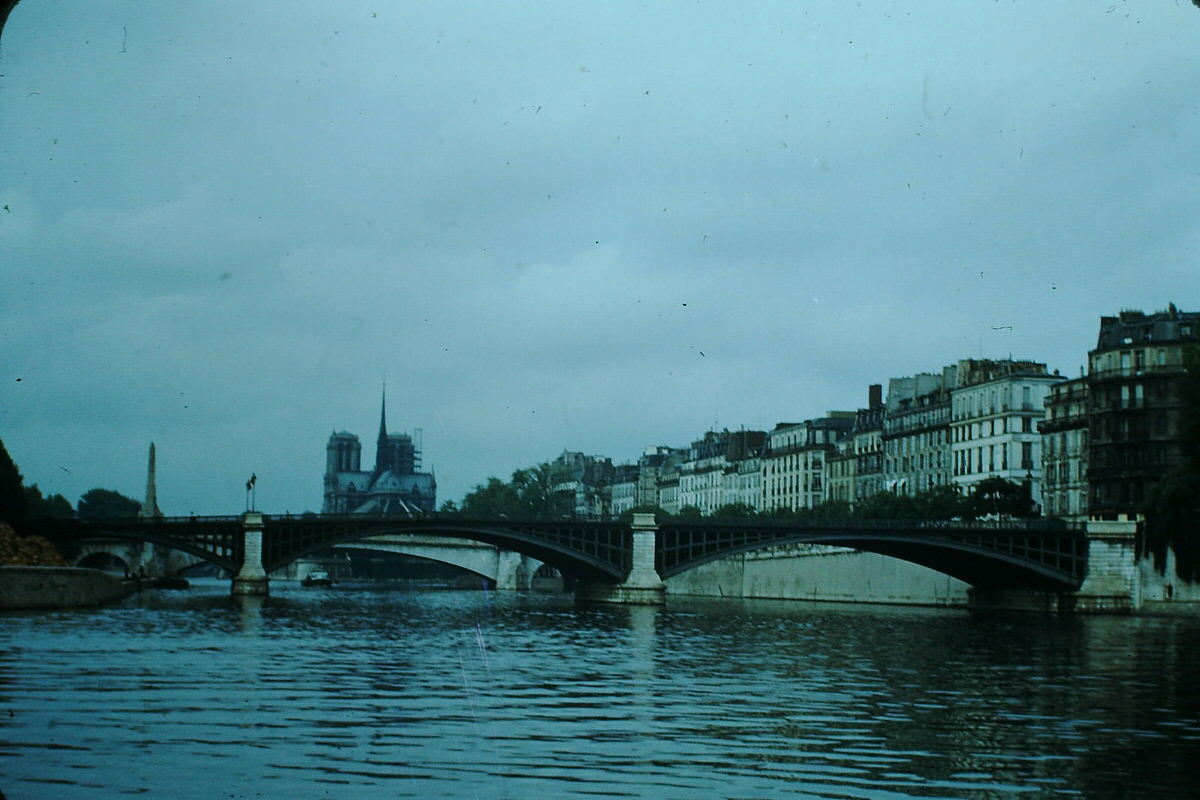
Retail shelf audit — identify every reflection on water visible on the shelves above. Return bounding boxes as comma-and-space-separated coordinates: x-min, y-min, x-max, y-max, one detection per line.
2, 580, 1199, 799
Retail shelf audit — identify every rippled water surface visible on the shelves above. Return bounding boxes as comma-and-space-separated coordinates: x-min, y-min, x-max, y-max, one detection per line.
3, 580, 1199, 799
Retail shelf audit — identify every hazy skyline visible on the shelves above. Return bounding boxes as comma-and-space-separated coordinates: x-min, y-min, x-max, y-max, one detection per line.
2, 2, 1198, 514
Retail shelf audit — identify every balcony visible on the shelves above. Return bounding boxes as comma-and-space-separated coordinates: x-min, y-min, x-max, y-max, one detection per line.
1038, 413, 1089, 433
1089, 363, 1183, 381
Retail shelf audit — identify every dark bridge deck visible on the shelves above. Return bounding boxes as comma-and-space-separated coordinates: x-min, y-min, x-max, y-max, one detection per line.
18, 514, 1089, 590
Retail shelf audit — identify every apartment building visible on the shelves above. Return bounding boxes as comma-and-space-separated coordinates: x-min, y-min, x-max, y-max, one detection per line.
950, 359, 1065, 510
1039, 376, 1089, 521
882, 367, 956, 496
1087, 305, 1199, 516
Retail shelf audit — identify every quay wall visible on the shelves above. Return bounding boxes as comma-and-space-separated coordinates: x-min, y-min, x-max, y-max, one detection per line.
664, 544, 969, 607
0, 566, 137, 610
1138, 548, 1200, 615
661, 538, 1200, 615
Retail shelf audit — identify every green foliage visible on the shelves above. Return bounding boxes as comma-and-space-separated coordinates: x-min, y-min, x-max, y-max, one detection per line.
710, 502, 758, 520
23, 484, 74, 519
809, 500, 853, 519
1143, 345, 1200, 580
967, 477, 1034, 519
0, 438, 27, 522
1144, 467, 1200, 582
852, 490, 922, 520
458, 463, 572, 519
77, 488, 141, 520
0, 522, 67, 566
915, 484, 973, 520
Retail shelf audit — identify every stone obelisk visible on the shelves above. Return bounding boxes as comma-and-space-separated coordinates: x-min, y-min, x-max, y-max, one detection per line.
140, 442, 163, 519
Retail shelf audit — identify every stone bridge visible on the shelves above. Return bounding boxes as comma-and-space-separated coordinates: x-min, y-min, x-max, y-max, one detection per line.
16, 511, 1140, 610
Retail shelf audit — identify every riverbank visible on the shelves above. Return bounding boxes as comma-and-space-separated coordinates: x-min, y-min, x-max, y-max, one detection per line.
0, 565, 139, 610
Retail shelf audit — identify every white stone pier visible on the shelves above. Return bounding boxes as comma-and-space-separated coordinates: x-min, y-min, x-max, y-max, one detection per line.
232, 512, 270, 596
1072, 518, 1141, 613
576, 512, 666, 605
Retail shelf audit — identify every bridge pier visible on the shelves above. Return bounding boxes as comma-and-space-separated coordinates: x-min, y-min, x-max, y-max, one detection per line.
968, 518, 1141, 614
495, 550, 534, 591
576, 512, 666, 605
1071, 517, 1141, 613
231, 512, 269, 596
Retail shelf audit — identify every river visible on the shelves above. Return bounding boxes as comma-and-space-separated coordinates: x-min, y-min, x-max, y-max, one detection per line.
2, 580, 1198, 799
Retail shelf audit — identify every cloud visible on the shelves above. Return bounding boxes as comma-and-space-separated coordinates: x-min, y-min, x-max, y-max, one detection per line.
2, 1, 1199, 514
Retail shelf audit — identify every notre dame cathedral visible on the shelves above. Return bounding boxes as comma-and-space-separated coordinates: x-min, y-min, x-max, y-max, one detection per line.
322, 391, 437, 514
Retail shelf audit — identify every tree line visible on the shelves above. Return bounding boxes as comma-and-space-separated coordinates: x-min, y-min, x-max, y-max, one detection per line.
442, 460, 1037, 523
0, 438, 142, 523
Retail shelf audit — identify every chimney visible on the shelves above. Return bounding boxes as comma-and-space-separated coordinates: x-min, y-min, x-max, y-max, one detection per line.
868, 384, 883, 409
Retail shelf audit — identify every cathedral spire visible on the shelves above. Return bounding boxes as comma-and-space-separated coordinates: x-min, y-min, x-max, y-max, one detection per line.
378, 383, 388, 441
374, 383, 390, 476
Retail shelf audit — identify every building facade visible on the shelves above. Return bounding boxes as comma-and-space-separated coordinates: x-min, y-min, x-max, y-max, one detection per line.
678, 430, 765, 514
882, 368, 956, 496
1087, 306, 1199, 516
950, 359, 1064, 510
1039, 376, 1089, 521
550, 450, 613, 518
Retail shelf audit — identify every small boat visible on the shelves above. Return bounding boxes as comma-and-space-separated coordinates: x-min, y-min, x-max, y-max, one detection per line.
301, 568, 333, 587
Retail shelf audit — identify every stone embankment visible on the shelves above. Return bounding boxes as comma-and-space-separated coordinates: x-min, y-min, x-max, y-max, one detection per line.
0, 565, 138, 610
0, 522, 138, 610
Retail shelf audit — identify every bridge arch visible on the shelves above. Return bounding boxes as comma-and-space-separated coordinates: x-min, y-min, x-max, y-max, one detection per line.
261, 517, 629, 582
657, 521, 1087, 591
331, 536, 543, 590
76, 550, 130, 573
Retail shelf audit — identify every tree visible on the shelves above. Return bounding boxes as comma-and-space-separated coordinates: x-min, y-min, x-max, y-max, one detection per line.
458, 463, 571, 519
807, 500, 853, 520
853, 490, 921, 520
24, 484, 74, 519
0, 437, 27, 522
915, 485, 972, 521
1144, 344, 1200, 580
968, 477, 1033, 519
711, 502, 758, 520
0, 523, 67, 566
77, 488, 141, 519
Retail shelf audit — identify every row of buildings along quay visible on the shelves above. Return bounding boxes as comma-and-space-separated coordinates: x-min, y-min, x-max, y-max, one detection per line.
546, 305, 1197, 523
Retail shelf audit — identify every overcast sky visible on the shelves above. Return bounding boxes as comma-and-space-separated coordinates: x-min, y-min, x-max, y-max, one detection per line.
2, 1, 1198, 515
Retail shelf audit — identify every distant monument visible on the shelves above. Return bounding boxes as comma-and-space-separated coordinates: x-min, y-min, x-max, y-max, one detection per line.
140, 442, 164, 519
322, 389, 437, 514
